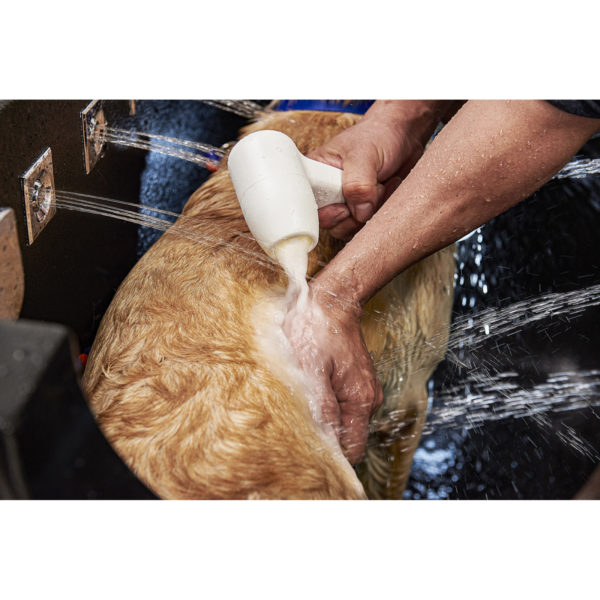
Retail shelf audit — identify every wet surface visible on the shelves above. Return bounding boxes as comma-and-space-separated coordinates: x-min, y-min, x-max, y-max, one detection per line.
406, 135, 600, 499
13, 101, 596, 499
110, 106, 600, 499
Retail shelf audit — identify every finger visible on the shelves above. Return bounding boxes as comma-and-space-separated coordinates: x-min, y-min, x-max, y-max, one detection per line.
318, 204, 350, 229
334, 371, 381, 464
318, 385, 342, 443
340, 407, 371, 465
320, 184, 384, 233
375, 181, 387, 208
342, 153, 380, 224
339, 374, 383, 464
329, 216, 363, 241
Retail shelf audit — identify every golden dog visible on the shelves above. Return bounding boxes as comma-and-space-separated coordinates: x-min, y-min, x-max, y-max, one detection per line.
83, 109, 456, 499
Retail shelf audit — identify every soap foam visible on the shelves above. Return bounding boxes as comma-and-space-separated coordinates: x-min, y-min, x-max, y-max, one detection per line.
259, 235, 331, 427
250, 292, 363, 495
251, 236, 363, 492
274, 236, 332, 405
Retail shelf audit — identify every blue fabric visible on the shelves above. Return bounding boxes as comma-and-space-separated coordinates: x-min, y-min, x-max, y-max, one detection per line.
112, 100, 248, 257
274, 100, 374, 115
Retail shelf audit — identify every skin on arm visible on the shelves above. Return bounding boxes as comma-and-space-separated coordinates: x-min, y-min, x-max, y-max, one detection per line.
288, 100, 600, 464
310, 100, 462, 239
319, 100, 600, 303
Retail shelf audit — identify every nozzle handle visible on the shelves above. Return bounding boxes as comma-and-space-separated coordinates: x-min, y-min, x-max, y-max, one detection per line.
300, 155, 344, 208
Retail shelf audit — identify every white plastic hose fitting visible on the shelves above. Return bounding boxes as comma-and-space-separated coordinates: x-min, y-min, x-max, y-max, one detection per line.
228, 130, 344, 259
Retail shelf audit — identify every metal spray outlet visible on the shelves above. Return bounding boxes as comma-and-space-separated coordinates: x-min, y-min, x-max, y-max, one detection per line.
81, 99, 106, 174
20, 147, 56, 245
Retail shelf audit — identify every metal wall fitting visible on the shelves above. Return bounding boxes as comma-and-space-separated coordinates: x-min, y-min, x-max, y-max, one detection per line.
81, 100, 106, 174
20, 147, 56, 246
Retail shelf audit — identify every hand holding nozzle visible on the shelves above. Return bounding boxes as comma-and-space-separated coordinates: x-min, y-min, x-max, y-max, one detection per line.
228, 130, 344, 259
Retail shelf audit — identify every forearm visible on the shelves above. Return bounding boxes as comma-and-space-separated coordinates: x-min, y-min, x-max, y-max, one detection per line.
313, 100, 463, 236
316, 100, 600, 305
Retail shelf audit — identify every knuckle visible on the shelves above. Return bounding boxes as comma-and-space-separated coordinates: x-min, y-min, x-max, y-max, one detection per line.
354, 379, 379, 411
344, 180, 376, 204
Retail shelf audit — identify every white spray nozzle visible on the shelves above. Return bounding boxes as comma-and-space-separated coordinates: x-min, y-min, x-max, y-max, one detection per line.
227, 130, 344, 259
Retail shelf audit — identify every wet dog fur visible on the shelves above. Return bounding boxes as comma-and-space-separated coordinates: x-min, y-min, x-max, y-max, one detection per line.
82, 109, 456, 499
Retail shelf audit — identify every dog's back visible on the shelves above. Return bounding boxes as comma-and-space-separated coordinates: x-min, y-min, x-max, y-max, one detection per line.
83, 109, 455, 499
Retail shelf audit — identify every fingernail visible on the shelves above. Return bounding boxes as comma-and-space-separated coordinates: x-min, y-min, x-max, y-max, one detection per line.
355, 202, 373, 223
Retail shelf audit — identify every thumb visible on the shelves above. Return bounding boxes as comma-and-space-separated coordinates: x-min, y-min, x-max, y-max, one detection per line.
306, 147, 343, 170
341, 151, 380, 224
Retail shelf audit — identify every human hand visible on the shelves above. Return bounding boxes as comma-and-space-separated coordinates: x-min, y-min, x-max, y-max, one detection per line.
309, 100, 449, 240
283, 282, 383, 464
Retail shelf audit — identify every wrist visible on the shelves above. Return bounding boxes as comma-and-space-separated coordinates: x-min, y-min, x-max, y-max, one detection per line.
310, 261, 370, 317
